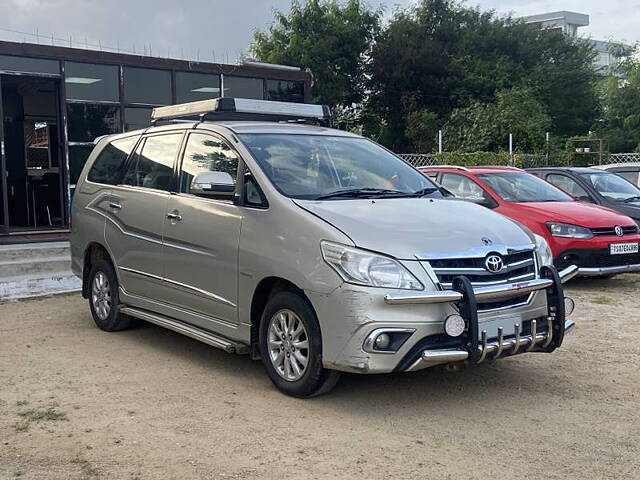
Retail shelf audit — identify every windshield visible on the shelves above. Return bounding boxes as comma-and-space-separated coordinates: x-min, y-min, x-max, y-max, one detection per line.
580, 171, 640, 202
239, 134, 437, 200
477, 172, 573, 203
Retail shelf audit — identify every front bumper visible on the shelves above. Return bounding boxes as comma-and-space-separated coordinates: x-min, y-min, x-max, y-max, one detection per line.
386, 265, 577, 372
554, 247, 640, 276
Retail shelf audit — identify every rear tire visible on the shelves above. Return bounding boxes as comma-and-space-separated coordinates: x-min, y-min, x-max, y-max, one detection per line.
87, 259, 131, 332
259, 290, 340, 398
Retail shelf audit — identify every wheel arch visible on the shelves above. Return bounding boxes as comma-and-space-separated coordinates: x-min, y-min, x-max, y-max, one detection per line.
249, 276, 314, 358
82, 243, 113, 298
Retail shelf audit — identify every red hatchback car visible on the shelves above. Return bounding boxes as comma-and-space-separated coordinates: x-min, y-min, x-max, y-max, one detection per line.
421, 166, 640, 277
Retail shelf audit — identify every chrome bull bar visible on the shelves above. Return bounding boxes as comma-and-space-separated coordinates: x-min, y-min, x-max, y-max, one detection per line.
410, 319, 576, 371
384, 264, 578, 305
389, 264, 578, 372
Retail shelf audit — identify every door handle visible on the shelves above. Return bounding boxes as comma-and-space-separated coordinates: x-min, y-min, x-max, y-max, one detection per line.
109, 202, 122, 210
167, 212, 182, 221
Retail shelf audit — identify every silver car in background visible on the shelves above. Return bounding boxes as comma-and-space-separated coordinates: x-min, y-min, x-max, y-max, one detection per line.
71, 98, 578, 397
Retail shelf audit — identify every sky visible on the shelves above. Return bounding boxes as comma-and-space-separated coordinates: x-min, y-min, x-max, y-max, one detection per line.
0, 0, 637, 64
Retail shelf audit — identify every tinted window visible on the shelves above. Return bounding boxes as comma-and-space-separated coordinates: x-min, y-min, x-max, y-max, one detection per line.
67, 103, 121, 142
224, 76, 264, 99
69, 145, 94, 186
440, 173, 486, 199
65, 62, 119, 102
266, 79, 304, 103
88, 136, 139, 184
179, 133, 239, 194
240, 134, 434, 200
122, 134, 182, 191
580, 171, 640, 202
123, 67, 172, 105
478, 172, 573, 203
124, 107, 152, 131
0, 55, 59, 74
546, 174, 591, 201
176, 72, 221, 102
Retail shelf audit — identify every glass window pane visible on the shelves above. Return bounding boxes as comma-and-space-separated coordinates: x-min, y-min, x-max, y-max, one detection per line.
123, 67, 172, 105
179, 133, 239, 193
176, 72, 221, 102
546, 174, 590, 199
69, 145, 94, 185
124, 107, 152, 131
440, 173, 485, 199
0, 55, 59, 74
64, 62, 119, 102
224, 76, 263, 99
123, 133, 182, 191
67, 103, 121, 142
88, 136, 139, 185
266, 79, 304, 103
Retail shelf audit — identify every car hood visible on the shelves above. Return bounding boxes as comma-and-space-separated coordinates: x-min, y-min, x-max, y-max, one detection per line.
294, 198, 533, 260
508, 201, 637, 228
608, 201, 640, 222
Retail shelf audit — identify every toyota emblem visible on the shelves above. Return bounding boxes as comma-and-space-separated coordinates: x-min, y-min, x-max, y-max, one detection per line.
614, 225, 624, 237
485, 254, 504, 273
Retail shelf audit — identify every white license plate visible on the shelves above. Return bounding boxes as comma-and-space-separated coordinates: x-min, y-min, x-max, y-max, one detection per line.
478, 313, 521, 340
610, 242, 639, 255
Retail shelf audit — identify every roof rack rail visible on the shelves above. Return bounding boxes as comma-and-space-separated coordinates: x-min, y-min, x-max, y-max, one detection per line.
419, 165, 471, 172
151, 97, 331, 125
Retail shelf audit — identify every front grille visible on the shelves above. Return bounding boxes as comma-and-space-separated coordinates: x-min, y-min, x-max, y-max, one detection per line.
555, 248, 640, 269
592, 225, 638, 236
426, 249, 537, 311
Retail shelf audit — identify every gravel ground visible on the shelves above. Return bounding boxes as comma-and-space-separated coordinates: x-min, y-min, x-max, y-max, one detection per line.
1, 275, 639, 479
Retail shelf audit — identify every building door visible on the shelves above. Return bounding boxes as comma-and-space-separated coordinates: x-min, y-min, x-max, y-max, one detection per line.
0, 75, 65, 232
0, 75, 8, 233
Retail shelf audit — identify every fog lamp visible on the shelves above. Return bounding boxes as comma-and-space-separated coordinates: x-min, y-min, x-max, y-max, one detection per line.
564, 297, 575, 317
444, 314, 466, 337
374, 333, 391, 349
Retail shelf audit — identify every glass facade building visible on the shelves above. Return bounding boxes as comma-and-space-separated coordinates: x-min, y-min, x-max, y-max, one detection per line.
0, 40, 310, 234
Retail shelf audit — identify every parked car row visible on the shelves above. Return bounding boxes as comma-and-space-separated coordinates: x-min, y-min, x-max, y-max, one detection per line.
421, 165, 640, 277
71, 98, 579, 397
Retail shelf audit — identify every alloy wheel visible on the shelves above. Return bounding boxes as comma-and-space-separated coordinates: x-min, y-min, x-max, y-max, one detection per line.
267, 309, 310, 381
91, 271, 112, 321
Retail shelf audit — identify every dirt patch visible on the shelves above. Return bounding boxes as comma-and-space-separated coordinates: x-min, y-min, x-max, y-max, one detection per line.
1, 279, 639, 479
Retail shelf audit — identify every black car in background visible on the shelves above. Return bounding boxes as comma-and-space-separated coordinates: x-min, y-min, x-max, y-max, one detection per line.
527, 167, 640, 226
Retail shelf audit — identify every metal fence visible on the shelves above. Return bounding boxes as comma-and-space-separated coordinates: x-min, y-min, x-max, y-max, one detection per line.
399, 152, 640, 168
607, 153, 640, 164
397, 154, 437, 167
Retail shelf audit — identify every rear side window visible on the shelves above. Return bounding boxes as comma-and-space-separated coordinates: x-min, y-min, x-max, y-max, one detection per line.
122, 133, 183, 191
87, 136, 139, 185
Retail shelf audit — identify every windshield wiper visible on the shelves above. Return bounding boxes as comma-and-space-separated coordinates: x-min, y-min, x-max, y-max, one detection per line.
411, 187, 440, 197
315, 188, 407, 200
622, 195, 640, 203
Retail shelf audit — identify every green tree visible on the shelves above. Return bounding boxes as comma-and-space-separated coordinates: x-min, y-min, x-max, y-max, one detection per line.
365, 0, 598, 152
251, 0, 381, 120
444, 88, 552, 153
595, 45, 640, 152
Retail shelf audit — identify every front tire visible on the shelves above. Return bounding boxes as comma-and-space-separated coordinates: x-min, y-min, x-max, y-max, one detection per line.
88, 259, 131, 332
259, 290, 340, 397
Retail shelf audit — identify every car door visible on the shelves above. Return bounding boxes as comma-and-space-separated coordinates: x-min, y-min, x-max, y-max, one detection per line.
160, 131, 243, 334
105, 131, 184, 300
545, 173, 596, 203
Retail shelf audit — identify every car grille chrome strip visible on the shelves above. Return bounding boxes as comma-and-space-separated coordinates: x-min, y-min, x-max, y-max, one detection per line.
384, 265, 578, 305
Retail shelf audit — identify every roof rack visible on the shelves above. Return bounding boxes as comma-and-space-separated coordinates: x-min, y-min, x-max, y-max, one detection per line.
470, 165, 523, 171
151, 97, 331, 125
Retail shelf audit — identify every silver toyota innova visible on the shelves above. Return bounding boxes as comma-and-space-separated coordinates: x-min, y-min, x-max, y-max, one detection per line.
71, 98, 578, 397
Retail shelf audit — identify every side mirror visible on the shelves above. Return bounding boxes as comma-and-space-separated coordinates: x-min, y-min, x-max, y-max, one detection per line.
191, 171, 235, 197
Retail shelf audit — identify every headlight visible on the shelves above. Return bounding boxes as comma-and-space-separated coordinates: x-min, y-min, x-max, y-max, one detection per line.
321, 241, 424, 290
534, 234, 553, 266
546, 222, 593, 239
